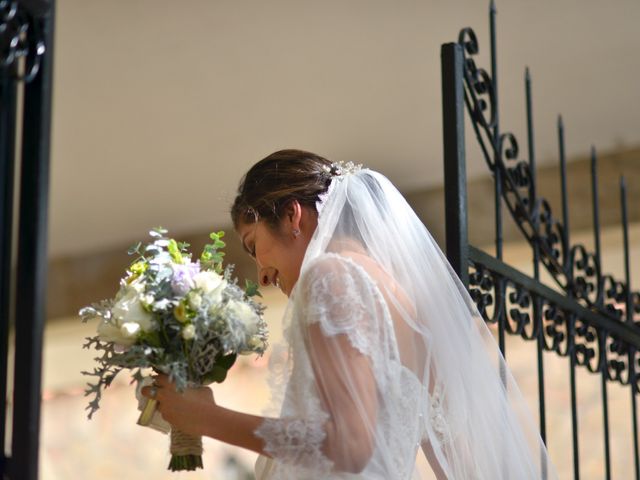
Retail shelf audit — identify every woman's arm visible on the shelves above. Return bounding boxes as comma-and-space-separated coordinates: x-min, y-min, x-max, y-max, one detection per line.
143, 323, 379, 475
306, 323, 378, 473
142, 375, 268, 455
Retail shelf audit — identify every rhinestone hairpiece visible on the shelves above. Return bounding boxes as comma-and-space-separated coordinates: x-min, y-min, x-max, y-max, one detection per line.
322, 160, 363, 177
316, 160, 362, 216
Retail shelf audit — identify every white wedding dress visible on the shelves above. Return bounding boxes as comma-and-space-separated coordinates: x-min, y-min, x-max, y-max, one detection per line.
252, 167, 556, 479
255, 252, 437, 479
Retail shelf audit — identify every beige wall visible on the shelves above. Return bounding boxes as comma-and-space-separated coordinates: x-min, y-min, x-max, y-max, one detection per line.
48, 146, 639, 321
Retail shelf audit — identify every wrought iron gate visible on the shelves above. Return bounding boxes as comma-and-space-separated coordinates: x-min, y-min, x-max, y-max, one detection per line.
0, 1, 55, 479
442, 3, 639, 480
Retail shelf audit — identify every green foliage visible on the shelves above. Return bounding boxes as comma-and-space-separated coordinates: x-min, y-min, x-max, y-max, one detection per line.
167, 239, 183, 264
244, 279, 262, 298
201, 353, 237, 384
200, 231, 226, 273
127, 241, 142, 256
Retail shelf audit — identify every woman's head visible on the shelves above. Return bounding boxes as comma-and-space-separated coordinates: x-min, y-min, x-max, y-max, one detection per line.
231, 149, 334, 295
231, 149, 334, 230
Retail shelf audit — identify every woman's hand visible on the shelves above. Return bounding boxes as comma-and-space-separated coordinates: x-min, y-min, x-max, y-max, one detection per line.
141, 374, 216, 437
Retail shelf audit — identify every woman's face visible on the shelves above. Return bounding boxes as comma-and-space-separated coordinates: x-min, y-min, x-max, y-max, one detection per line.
236, 204, 316, 296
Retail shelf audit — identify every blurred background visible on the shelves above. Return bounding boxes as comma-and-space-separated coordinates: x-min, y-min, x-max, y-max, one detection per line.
35, 0, 639, 478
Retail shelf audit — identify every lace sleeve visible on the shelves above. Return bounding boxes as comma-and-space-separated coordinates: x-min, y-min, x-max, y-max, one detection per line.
302, 253, 390, 365
254, 253, 384, 475
254, 412, 333, 472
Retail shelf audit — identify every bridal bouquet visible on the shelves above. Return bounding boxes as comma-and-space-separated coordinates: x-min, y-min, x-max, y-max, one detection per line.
80, 227, 267, 471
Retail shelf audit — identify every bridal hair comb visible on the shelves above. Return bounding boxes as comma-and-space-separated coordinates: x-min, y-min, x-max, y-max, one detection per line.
317, 160, 363, 215
322, 160, 363, 177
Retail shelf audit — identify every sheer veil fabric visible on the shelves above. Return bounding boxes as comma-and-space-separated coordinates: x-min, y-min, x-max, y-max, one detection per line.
253, 168, 557, 479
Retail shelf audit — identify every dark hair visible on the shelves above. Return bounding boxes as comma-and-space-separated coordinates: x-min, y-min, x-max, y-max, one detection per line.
231, 149, 334, 229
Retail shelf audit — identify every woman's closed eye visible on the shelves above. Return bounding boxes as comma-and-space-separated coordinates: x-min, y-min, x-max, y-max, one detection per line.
241, 233, 256, 258
244, 241, 256, 258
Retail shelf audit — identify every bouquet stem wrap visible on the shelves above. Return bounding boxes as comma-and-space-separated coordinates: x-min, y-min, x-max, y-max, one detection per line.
168, 428, 203, 471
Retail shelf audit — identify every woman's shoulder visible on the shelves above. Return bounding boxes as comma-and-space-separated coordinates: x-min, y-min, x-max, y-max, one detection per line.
298, 252, 390, 307
302, 251, 374, 284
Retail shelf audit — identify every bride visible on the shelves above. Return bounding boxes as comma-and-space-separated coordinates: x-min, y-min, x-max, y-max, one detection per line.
143, 149, 557, 479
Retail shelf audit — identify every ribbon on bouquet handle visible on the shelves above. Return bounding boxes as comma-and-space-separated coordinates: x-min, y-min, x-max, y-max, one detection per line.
136, 376, 171, 434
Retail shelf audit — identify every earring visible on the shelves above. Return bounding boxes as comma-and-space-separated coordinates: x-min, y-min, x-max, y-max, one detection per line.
292, 228, 300, 238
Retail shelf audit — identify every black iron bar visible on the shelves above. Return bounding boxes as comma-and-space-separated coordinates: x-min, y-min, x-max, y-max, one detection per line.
621, 177, 632, 326
621, 176, 640, 480
591, 147, 611, 479
441, 42, 469, 290
591, 148, 602, 272
569, 314, 580, 480
489, 0, 503, 262
600, 331, 612, 480
10, 6, 55, 480
525, 68, 548, 478
559, 115, 586, 480
526, 68, 536, 210
489, 0, 506, 363
0, 68, 18, 472
558, 117, 569, 267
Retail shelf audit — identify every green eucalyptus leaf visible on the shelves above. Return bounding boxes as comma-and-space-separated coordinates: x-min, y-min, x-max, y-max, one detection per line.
244, 279, 262, 298
217, 353, 237, 370
202, 365, 228, 384
127, 241, 142, 256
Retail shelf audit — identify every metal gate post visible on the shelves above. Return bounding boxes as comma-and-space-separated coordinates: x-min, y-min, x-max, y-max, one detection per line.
441, 42, 469, 289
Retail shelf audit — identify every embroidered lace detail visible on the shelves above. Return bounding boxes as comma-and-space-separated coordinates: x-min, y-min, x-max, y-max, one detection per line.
302, 254, 397, 389
428, 384, 452, 446
255, 412, 333, 472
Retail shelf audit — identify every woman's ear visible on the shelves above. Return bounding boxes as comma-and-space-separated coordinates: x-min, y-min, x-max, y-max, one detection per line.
284, 200, 303, 232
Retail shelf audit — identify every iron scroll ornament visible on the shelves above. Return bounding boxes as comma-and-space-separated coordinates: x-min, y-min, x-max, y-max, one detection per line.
469, 257, 639, 391
0, 0, 49, 82
457, 26, 640, 331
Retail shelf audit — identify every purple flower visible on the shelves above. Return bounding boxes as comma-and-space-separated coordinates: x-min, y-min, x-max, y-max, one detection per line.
171, 261, 201, 295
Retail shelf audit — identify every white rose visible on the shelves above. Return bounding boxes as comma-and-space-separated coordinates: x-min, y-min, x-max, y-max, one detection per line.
227, 300, 260, 334
194, 272, 227, 306
112, 289, 154, 332
193, 271, 224, 294
98, 320, 136, 347
204, 285, 226, 306
182, 324, 196, 340
120, 322, 141, 339
97, 319, 135, 346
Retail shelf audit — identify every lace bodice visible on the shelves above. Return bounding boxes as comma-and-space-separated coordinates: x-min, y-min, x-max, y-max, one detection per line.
254, 253, 448, 479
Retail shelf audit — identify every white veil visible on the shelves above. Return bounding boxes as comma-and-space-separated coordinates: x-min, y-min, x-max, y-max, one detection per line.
255, 165, 557, 479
